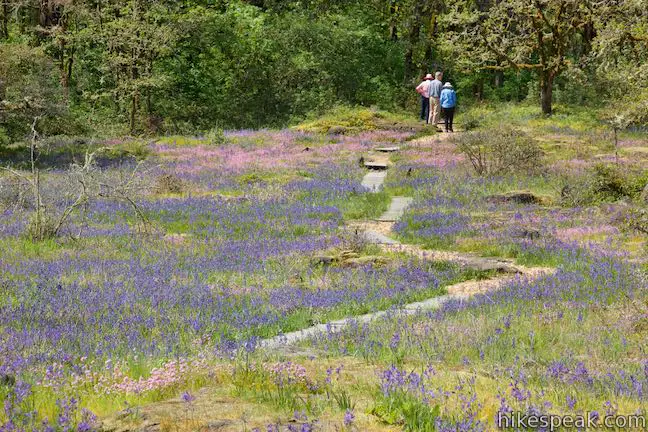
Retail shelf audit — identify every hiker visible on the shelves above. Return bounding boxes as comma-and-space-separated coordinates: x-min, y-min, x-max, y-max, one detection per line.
415, 73, 433, 123
428, 71, 443, 129
440, 81, 457, 133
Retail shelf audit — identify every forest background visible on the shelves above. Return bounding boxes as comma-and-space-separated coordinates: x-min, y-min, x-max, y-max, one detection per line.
0, 0, 647, 143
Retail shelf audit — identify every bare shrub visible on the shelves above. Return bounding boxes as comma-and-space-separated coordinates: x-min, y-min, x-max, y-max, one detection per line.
2, 119, 154, 241
338, 227, 369, 253
24, 212, 58, 241
452, 127, 544, 176
156, 173, 184, 194
559, 176, 596, 207
0, 175, 31, 211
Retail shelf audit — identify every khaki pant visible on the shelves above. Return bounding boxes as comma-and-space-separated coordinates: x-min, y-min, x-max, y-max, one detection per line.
429, 97, 441, 126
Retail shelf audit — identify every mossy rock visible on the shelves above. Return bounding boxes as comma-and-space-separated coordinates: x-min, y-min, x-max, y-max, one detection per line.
486, 191, 544, 205
342, 255, 390, 267
294, 106, 422, 135
327, 126, 348, 135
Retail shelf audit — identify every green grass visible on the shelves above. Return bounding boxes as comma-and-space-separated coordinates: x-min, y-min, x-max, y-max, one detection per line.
461, 102, 605, 133
337, 191, 391, 220
294, 106, 421, 135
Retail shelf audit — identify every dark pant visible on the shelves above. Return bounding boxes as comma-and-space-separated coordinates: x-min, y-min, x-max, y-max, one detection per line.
420, 96, 430, 123
442, 107, 455, 131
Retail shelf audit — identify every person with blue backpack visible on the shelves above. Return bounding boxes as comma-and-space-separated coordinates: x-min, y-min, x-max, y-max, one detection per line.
439, 82, 457, 133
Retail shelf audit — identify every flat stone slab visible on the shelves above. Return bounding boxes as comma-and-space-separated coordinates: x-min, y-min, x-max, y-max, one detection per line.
361, 171, 387, 192
364, 161, 388, 170
401, 294, 456, 312
377, 196, 413, 222
456, 257, 521, 274
259, 293, 460, 350
375, 146, 401, 152
362, 230, 400, 245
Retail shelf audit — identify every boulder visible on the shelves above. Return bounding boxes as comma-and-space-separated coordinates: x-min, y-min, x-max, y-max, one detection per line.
342, 255, 390, 267
327, 126, 347, 135
460, 257, 521, 274
513, 227, 541, 240
200, 420, 237, 431
364, 161, 388, 170
486, 192, 542, 205
311, 255, 335, 266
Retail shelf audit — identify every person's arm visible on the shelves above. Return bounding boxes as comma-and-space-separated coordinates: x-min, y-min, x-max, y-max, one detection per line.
415, 82, 426, 96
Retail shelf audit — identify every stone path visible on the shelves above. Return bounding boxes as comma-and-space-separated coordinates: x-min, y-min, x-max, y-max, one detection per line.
375, 146, 401, 152
259, 268, 553, 352
362, 153, 390, 170
361, 229, 400, 245
363, 161, 388, 169
259, 294, 459, 351
376, 196, 413, 221
258, 143, 552, 352
382, 242, 522, 273
360, 170, 387, 191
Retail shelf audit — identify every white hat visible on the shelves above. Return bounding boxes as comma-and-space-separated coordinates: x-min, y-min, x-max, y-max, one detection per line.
442, 82, 453, 88
424, 73, 434, 80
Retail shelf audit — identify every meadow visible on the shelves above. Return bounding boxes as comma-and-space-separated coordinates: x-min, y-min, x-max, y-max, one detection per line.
0, 105, 647, 431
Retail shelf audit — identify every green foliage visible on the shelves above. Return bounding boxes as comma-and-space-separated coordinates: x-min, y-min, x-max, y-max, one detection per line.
0, 0, 645, 134
457, 112, 483, 131
331, 389, 355, 411
101, 141, 151, 161
594, 0, 648, 127
371, 392, 440, 431
205, 127, 226, 146
459, 0, 598, 114
0, 44, 63, 141
560, 164, 648, 206
231, 361, 324, 415
336, 190, 391, 220
0, 127, 9, 147
590, 164, 630, 201
623, 207, 648, 236
156, 4, 405, 130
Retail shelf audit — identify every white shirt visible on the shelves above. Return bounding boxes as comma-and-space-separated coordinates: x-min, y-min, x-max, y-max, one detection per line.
416, 80, 432, 98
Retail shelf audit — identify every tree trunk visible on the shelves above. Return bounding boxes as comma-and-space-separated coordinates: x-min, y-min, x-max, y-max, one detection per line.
60, 55, 74, 100
389, 0, 398, 41
493, 70, 504, 88
581, 20, 595, 56
403, 1, 422, 84
473, 78, 484, 101
130, 93, 138, 134
421, 42, 432, 76
1, 2, 8, 39
540, 72, 554, 115
39, 0, 50, 28
66, 55, 74, 90
421, 13, 437, 75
